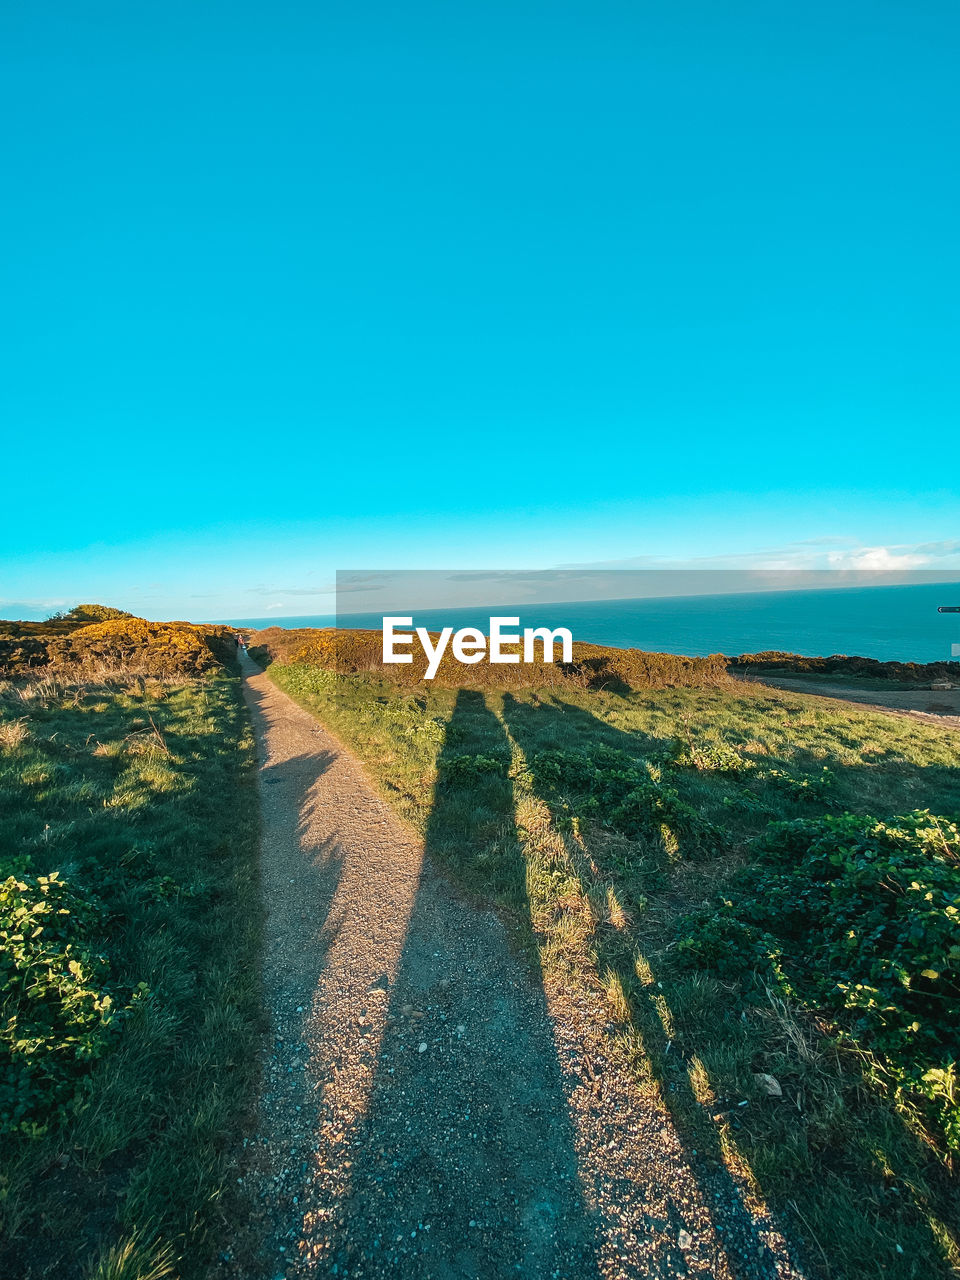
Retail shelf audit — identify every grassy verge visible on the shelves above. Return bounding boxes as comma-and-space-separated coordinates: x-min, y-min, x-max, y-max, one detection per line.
730, 652, 960, 685
268, 659, 960, 1280
0, 671, 260, 1280
739, 671, 928, 691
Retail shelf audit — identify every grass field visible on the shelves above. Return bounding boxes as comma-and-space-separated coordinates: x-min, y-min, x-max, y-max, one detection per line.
0, 670, 260, 1280
267, 659, 960, 1280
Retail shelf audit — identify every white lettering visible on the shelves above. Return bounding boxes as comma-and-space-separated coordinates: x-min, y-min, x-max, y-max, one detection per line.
417, 626, 453, 680
452, 627, 486, 664
489, 616, 520, 663
383, 617, 414, 664
523, 626, 573, 663
381, 617, 575, 677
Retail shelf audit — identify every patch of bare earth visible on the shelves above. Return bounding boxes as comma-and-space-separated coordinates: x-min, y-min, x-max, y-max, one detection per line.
217, 657, 804, 1278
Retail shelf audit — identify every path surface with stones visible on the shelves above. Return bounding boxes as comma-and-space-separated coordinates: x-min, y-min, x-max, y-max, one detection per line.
220, 654, 806, 1279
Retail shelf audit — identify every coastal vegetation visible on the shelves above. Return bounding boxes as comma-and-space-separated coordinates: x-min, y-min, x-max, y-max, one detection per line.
258, 634, 960, 1280
0, 613, 259, 1279
3, 605, 956, 1277
249, 627, 960, 690
248, 624, 731, 689
731, 651, 960, 685
0, 615, 237, 678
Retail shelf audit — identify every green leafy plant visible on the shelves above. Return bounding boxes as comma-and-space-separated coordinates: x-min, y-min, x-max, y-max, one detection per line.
675, 810, 960, 1151
531, 745, 720, 852
438, 752, 511, 778
0, 670, 260, 1277
755, 763, 836, 803
668, 733, 755, 773
0, 870, 130, 1136
50, 605, 136, 624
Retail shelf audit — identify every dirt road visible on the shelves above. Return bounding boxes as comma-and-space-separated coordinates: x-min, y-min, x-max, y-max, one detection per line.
736, 673, 960, 729
223, 656, 804, 1279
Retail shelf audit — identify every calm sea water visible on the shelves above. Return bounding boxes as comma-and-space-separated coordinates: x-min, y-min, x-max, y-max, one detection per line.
218, 580, 960, 664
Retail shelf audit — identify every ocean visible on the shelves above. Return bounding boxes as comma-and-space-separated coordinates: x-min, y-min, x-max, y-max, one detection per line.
218, 580, 960, 665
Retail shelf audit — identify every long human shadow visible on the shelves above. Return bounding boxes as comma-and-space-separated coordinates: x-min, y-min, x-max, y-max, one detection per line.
501, 691, 958, 1277
500, 694, 799, 1271
324, 689, 601, 1277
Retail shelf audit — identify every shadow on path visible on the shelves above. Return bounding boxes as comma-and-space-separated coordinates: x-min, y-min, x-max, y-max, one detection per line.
235, 661, 815, 1278
320, 689, 601, 1276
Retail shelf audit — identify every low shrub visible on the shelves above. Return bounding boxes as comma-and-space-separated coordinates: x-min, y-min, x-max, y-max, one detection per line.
0, 636, 51, 673
245, 627, 322, 670
731, 651, 960, 684
563, 645, 730, 691
0, 613, 238, 678
0, 618, 90, 673
0, 869, 135, 1137
48, 605, 136, 624
45, 620, 237, 677
675, 810, 960, 1152
530, 744, 720, 852
0, 607, 140, 675
754, 763, 835, 803
437, 752, 512, 779
251, 627, 731, 691
667, 732, 755, 773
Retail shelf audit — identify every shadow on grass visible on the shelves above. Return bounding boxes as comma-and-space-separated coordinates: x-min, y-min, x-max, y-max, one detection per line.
501, 695, 809, 1269
501, 691, 959, 1280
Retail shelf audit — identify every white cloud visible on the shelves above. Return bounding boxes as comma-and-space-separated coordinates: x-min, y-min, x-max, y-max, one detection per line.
246, 584, 336, 597
562, 538, 960, 574
826, 546, 929, 570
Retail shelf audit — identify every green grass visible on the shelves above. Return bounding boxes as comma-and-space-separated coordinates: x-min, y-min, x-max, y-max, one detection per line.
739, 669, 946, 691
269, 660, 960, 1280
0, 671, 261, 1280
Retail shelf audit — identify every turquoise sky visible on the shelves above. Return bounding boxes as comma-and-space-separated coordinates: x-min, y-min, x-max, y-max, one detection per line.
2, 2, 958, 620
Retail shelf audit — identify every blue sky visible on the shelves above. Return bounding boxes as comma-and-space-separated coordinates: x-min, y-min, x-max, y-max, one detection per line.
1, 1, 958, 620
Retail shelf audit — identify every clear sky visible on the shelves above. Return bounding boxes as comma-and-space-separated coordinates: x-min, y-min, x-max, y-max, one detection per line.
1, 1, 958, 620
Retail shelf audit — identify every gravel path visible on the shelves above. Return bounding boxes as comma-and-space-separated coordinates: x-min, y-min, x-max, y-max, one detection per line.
224, 656, 806, 1279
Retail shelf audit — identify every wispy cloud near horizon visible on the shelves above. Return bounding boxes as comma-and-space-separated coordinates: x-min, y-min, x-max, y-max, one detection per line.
559, 539, 960, 574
